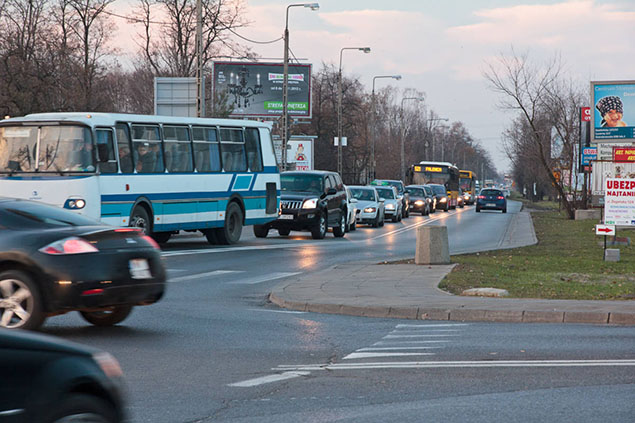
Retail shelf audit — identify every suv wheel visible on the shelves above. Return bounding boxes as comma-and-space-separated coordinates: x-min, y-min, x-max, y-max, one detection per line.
253, 224, 269, 238
278, 228, 291, 236
311, 213, 327, 239
333, 213, 346, 238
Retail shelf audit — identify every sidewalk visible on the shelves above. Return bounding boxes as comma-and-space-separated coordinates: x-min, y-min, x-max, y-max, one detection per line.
269, 211, 635, 326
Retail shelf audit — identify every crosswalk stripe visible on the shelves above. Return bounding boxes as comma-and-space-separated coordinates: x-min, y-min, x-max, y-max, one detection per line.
343, 352, 436, 359
228, 371, 310, 387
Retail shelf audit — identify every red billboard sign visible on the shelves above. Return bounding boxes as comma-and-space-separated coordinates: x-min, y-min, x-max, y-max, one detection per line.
581, 107, 591, 122
613, 147, 635, 162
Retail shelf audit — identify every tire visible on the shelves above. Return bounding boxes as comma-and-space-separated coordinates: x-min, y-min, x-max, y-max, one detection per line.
79, 305, 133, 327
333, 213, 346, 238
475, 207, 481, 213
216, 202, 243, 245
502, 208, 507, 213
350, 218, 356, 231
49, 394, 117, 423
130, 206, 151, 235
378, 212, 385, 227
203, 229, 219, 244
0, 270, 45, 330
253, 224, 269, 238
151, 232, 171, 244
392, 213, 399, 222
311, 213, 327, 239
278, 227, 291, 236
372, 214, 380, 228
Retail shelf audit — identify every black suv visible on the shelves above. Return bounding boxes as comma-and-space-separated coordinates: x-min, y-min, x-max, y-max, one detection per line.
254, 170, 348, 239
372, 179, 410, 218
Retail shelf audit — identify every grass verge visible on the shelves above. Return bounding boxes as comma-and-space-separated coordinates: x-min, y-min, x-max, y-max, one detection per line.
439, 208, 635, 300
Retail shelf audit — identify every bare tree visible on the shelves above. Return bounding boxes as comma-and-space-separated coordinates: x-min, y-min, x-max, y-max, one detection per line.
484, 50, 576, 218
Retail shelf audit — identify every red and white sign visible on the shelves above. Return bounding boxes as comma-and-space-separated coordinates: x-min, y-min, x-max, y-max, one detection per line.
581, 107, 591, 122
613, 147, 635, 163
604, 178, 635, 226
595, 224, 615, 235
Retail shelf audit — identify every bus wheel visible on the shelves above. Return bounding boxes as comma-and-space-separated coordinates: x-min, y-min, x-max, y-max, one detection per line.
216, 202, 243, 245
130, 206, 151, 235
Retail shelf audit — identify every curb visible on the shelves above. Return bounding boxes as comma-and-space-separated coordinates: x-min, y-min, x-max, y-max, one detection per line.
268, 292, 635, 326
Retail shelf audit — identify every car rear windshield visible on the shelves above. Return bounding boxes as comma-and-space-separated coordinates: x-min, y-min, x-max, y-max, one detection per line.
0, 201, 101, 228
406, 187, 424, 196
376, 187, 395, 199
480, 189, 502, 196
431, 185, 446, 195
350, 188, 375, 201
281, 173, 324, 194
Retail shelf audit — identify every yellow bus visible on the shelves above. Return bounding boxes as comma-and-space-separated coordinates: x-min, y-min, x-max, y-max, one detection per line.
459, 170, 477, 205
408, 161, 460, 209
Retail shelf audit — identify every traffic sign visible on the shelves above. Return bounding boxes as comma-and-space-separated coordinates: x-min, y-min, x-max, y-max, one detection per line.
595, 224, 615, 236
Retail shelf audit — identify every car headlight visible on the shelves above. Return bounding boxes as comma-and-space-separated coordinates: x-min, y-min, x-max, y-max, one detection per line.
302, 198, 318, 209
364, 207, 376, 213
414, 200, 424, 206
385, 203, 395, 210
439, 197, 447, 202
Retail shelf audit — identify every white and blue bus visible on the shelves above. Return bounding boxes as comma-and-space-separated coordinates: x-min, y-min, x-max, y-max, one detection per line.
0, 113, 280, 244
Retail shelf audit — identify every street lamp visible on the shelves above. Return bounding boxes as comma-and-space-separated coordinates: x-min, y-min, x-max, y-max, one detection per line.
337, 46, 371, 177
282, 3, 319, 171
426, 116, 448, 160
370, 75, 401, 182
400, 96, 424, 181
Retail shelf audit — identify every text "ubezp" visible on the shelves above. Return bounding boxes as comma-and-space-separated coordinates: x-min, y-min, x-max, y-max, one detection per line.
607, 180, 635, 190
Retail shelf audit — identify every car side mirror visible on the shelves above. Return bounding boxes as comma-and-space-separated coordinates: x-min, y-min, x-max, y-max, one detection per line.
379, 197, 385, 202
350, 198, 358, 203
327, 187, 337, 195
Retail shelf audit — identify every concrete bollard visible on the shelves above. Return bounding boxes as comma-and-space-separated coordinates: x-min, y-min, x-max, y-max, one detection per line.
415, 225, 450, 265
604, 248, 620, 262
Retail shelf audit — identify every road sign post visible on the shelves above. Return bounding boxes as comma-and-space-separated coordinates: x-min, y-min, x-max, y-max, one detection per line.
596, 224, 616, 260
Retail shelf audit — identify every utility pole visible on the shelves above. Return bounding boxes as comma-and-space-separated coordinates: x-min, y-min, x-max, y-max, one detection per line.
196, 0, 203, 117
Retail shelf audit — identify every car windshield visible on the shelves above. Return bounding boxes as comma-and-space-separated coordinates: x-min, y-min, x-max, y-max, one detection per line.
481, 189, 502, 196
406, 187, 424, 196
281, 174, 324, 194
0, 201, 102, 228
350, 188, 375, 201
376, 187, 395, 199
432, 185, 446, 195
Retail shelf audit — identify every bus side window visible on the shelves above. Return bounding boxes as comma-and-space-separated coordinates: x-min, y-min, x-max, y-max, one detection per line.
96, 129, 117, 173
192, 127, 220, 172
244, 128, 263, 172
115, 123, 133, 173
164, 126, 193, 173
219, 128, 246, 172
132, 125, 162, 173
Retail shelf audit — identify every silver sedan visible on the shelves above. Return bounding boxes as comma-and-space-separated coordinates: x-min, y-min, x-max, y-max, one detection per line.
347, 186, 385, 228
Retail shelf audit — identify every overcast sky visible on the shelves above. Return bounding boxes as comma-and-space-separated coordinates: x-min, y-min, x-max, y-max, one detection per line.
114, 0, 635, 173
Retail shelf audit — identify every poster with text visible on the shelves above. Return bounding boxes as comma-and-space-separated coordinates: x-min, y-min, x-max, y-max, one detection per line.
604, 178, 635, 226
591, 81, 635, 142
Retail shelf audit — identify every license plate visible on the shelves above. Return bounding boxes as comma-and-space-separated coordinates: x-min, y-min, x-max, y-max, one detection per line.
486, 203, 496, 207
278, 214, 294, 220
129, 258, 152, 279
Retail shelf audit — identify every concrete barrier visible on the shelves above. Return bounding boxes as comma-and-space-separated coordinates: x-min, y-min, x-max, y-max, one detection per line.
574, 209, 601, 220
415, 225, 450, 265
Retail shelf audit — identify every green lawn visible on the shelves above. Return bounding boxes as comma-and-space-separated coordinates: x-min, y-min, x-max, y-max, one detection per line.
439, 208, 635, 300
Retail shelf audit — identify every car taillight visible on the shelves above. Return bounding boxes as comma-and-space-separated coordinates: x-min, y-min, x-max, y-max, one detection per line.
497, 196, 504, 200
142, 235, 161, 250
39, 237, 99, 255
478, 195, 485, 199
114, 227, 142, 233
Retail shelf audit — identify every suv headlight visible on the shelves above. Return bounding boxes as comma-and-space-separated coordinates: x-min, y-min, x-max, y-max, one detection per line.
363, 207, 376, 213
385, 203, 395, 210
302, 198, 318, 209
439, 197, 447, 203
414, 200, 424, 206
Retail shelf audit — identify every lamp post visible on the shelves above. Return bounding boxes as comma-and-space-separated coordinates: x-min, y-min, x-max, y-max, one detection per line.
426, 116, 448, 160
337, 46, 371, 177
400, 96, 424, 181
370, 75, 401, 182
282, 3, 319, 171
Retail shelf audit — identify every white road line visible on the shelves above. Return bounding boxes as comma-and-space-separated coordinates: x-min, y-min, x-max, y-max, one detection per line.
247, 309, 306, 314
169, 270, 243, 282
383, 334, 460, 339
396, 324, 469, 328
357, 347, 443, 351
275, 359, 635, 372
228, 371, 310, 387
231, 272, 302, 285
343, 352, 436, 360
390, 329, 460, 333
373, 340, 451, 345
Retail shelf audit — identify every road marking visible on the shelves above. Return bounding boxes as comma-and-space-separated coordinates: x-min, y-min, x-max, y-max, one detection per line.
383, 334, 460, 339
396, 324, 469, 328
343, 352, 436, 359
369, 207, 470, 240
231, 272, 302, 285
247, 309, 306, 314
228, 371, 310, 387
275, 359, 635, 372
373, 340, 451, 345
169, 270, 243, 282
357, 347, 443, 351
390, 329, 460, 333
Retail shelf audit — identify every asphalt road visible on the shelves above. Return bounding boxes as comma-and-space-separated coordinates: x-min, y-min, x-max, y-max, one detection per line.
41, 201, 635, 422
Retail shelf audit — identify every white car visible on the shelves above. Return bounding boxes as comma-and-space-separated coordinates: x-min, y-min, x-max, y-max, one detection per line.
374, 186, 402, 222
348, 186, 385, 228
344, 186, 358, 232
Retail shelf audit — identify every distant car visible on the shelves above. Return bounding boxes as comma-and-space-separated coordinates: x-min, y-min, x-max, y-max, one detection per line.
457, 189, 465, 208
476, 188, 507, 213
375, 186, 402, 222
428, 184, 450, 212
405, 185, 431, 215
0, 329, 125, 422
423, 185, 438, 212
260, 170, 347, 239
0, 198, 166, 330
372, 179, 409, 218
348, 186, 385, 227
344, 186, 358, 232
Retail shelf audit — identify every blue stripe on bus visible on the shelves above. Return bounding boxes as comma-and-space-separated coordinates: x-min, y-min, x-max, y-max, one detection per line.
101, 190, 271, 202
233, 175, 253, 190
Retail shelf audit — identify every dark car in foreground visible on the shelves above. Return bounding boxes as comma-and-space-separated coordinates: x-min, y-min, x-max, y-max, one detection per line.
428, 184, 450, 212
476, 188, 507, 213
0, 329, 125, 422
405, 185, 432, 215
256, 170, 347, 239
0, 198, 166, 330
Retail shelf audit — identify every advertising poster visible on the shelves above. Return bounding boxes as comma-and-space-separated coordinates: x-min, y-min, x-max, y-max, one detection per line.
591, 161, 635, 196
604, 178, 635, 226
213, 62, 312, 118
288, 139, 313, 171
591, 81, 635, 142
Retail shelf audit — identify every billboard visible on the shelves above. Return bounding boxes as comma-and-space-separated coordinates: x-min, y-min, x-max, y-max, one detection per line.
154, 77, 201, 117
590, 80, 635, 142
213, 62, 312, 118
272, 136, 315, 170
604, 178, 635, 226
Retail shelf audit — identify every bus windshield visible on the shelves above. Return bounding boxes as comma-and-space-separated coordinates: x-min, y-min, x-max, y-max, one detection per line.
460, 178, 472, 191
0, 125, 94, 173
